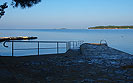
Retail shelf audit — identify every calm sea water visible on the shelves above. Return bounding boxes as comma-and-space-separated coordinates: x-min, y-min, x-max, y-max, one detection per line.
0, 29, 133, 56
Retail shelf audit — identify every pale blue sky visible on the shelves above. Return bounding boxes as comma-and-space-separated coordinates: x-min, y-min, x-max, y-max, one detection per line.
0, 0, 133, 29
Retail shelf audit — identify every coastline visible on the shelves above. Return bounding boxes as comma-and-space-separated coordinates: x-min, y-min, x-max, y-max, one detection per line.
88, 26, 133, 29
88, 28, 133, 29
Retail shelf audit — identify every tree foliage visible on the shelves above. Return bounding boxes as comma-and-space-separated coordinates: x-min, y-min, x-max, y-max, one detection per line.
11, 0, 41, 8
0, 0, 41, 19
0, 3, 8, 19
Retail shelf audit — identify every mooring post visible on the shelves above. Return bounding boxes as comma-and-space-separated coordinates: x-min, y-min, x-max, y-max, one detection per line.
38, 41, 39, 56
57, 42, 59, 54
12, 41, 14, 56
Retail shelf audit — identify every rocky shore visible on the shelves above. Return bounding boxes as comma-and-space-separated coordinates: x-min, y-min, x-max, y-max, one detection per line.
0, 43, 133, 83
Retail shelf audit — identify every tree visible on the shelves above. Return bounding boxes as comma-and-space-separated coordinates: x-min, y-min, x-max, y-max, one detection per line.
0, 3, 8, 18
0, 0, 41, 19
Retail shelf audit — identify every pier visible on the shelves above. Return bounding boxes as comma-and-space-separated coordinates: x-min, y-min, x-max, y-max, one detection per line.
0, 42, 132, 83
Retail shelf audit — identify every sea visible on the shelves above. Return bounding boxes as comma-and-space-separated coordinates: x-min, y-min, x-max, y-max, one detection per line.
0, 29, 133, 56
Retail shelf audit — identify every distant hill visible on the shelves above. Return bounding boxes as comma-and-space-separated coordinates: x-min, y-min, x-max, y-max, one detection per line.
88, 26, 133, 29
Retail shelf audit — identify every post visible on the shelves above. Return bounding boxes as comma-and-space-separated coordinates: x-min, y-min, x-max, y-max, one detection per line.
78, 41, 80, 46
12, 41, 14, 56
66, 43, 67, 51
66, 42, 69, 51
73, 41, 74, 49
67, 42, 71, 50
69, 42, 71, 49
57, 42, 59, 54
38, 41, 39, 56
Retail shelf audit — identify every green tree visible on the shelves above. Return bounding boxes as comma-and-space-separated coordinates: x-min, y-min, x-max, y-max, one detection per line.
0, 3, 8, 18
0, 0, 41, 19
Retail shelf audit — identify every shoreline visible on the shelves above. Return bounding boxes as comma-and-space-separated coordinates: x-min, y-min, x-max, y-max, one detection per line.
88, 26, 133, 29
88, 28, 133, 29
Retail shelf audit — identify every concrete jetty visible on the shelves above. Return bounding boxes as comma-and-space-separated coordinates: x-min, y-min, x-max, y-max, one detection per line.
0, 43, 132, 83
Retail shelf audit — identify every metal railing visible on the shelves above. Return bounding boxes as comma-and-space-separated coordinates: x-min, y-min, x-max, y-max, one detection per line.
3, 40, 84, 56
100, 40, 108, 46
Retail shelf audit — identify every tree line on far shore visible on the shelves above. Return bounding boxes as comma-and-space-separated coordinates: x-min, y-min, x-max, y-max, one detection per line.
88, 26, 133, 29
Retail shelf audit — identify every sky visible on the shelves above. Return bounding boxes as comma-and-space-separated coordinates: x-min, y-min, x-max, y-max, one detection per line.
0, 0, 133, 29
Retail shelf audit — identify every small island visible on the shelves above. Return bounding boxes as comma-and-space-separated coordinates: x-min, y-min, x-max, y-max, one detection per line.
88, 26, 133, 29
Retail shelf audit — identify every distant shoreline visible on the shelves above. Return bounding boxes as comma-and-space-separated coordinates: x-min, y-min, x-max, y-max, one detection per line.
88, 26, 133, 29
88, 28, 133, 29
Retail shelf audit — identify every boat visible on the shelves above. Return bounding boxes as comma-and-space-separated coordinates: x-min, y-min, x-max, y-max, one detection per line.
0, 36, 37, 42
